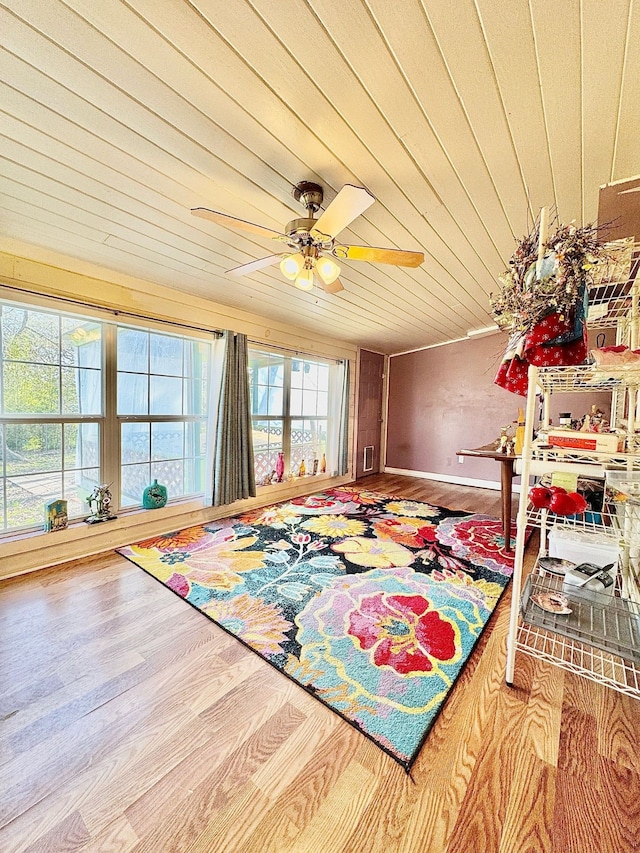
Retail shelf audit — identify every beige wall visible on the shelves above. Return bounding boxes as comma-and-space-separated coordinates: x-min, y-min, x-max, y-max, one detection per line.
0, 244, 357, 579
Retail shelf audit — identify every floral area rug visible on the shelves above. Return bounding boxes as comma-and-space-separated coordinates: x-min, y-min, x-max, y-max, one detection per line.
117, 487, 518, 770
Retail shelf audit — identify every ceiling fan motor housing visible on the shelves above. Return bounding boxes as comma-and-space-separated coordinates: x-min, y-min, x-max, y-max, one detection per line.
285, 217, 319, 239
293, 181, 324, 212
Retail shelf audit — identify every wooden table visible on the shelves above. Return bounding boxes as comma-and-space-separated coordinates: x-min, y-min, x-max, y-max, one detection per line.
457, 443, 517, 552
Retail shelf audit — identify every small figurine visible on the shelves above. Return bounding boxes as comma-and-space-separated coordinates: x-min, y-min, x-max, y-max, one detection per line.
85, 484, 117, 524
497, 425, 511, 453
581, 404, 608, 433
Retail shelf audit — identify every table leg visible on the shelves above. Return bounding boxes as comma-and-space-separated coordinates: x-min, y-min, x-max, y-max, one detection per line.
501, 458, 515, 553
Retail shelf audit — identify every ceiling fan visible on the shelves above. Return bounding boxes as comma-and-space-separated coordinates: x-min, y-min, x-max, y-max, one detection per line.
192, 181, 424, 294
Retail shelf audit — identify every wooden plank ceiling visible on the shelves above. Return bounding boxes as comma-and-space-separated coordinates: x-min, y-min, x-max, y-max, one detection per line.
1, 0, 638, 354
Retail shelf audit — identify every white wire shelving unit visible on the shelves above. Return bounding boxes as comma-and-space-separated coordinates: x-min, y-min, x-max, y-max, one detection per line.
505, 241, 640, 699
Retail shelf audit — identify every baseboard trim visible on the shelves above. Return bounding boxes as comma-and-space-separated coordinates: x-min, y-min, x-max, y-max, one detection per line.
383, 466, 522, 493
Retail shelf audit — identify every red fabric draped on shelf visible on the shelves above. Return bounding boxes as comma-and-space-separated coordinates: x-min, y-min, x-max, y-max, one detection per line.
494, 310, 588, 396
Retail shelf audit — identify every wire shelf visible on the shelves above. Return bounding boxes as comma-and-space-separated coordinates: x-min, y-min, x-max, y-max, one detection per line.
586, 240, 640, 329
515, 621, 640, 698
526, 505, 621, 537
520, 573, 640, 664
535, 364, 640, 392
531, 442, 640, 465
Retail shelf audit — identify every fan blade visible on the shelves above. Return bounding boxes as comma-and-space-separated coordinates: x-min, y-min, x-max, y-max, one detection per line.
320, 277, 344, 295
192, 208, 288, 241
334, 244, 424, 267
312, 185, 375, 240
226, 254, 284, 276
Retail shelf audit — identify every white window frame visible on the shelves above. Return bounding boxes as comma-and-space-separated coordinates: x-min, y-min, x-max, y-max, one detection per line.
248, 346, 343, 484
0, 294, 214, 534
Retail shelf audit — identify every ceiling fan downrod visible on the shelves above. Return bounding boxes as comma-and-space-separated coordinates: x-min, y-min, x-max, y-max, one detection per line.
286, 182, 329, 246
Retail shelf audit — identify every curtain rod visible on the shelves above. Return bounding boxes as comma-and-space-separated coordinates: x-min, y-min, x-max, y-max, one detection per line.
0, 283, 223, 338
248, 338, 345, 362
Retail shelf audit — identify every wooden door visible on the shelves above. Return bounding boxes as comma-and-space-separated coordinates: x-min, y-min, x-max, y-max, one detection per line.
356, 350, 385, 478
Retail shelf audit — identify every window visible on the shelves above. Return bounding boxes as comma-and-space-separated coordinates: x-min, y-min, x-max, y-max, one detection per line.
248, 348, 342, 484
117, 327, 210, 507
0, 299, 212, 533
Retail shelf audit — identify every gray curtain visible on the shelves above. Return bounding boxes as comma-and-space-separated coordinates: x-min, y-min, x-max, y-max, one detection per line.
338, 360, 350, 476
212, 331, 256, 506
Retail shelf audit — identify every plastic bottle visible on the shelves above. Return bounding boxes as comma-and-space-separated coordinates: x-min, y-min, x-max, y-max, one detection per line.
298, 459, 306, 477
320, 453, 326, 473
514, 408, 526, 455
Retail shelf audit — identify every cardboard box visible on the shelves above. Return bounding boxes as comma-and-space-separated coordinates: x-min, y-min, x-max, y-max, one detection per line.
547, 429, 622, 453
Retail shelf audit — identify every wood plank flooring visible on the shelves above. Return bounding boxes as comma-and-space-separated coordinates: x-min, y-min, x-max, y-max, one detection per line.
1, 474, 639, 852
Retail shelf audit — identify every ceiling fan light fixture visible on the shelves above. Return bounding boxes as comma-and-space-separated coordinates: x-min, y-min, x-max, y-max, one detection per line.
315, 255, 341, 285
294, 267, 315, 291
280, 252, 304, 280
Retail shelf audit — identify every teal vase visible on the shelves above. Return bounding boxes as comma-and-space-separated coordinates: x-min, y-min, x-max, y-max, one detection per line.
143, 479, 167, 509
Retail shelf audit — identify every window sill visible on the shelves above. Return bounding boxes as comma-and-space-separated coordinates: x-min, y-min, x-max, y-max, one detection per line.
0, 472, 353, 580
256, 473, 334, 493
0, 498, 205, 547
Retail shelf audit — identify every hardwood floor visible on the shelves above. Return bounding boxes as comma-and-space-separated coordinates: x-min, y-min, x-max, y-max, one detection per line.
1, 474, 639, 852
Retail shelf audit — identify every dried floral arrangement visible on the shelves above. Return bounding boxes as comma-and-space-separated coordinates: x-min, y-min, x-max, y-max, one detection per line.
489, 219, 608, 334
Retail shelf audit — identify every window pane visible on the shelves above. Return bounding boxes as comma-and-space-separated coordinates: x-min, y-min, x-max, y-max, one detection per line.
184, 341, 208, 380
302, 389, 318, 416
152, 422, 184, 460
268, 385, 283, 416
5, 423, 62, 475
65, 422, 99, 469
122, 422, 150, 464
184, 455, 206, 495
118, 328, 148, 372
152, 460, 184, 498
2, 306, 60, 364
290, 387, 302, 416
250, 352, 284, 418
317, 391, 328, 416
303, 361, 318, 387
255, 355, 283, 386
253, 385, 269, 416
291, 419, 327, 470
150, 376, 182, 415
291, 359, 303, 387
150, 334, 183, 376
117, 372, 148, 415
61, 367, 102, 415
121, 462, 151, 507
185, 421, 207, 458
183, 379, 208, 416
252, 418, 283, 483
3, 363, 60, 414
317, 364, 329, 392
63, 319, 102, 368
6, 475, 63, 530
64, 468, 101, 519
